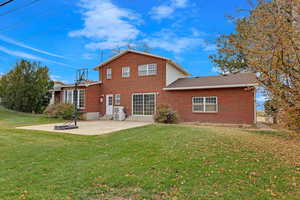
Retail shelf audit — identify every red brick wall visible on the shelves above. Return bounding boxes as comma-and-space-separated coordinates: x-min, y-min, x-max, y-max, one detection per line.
98, 52, 167, 116
85, 84, 101, 113
160, 87, 255, 124
54, 52, 255, 124
94, 52, 255, 124
54, 85, 101, 113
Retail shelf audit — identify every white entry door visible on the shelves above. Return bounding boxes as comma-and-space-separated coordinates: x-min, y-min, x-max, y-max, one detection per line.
106, 94, 114, 115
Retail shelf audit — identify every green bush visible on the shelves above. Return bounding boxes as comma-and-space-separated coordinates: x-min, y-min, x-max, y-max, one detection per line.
44, 104, 80, 120
154, 104, 179, 124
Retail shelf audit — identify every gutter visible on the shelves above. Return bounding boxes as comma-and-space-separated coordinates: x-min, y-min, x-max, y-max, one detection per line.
163, 83, 259, 90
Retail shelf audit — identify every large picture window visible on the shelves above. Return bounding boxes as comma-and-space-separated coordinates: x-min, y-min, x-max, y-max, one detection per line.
138, 64, 157, 76
132, 93, 155, 115
192, 96, 217, 113
63, 89, 85, 109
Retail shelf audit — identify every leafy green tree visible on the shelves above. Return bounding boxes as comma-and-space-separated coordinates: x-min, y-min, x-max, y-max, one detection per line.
0, 60, 53, 113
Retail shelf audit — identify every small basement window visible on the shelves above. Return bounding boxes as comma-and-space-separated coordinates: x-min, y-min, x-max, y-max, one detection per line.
192, 96, 217, 113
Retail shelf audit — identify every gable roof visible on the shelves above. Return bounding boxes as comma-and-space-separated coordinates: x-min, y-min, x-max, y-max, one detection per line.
164, 73, 258, 90
93, 50, 190, 76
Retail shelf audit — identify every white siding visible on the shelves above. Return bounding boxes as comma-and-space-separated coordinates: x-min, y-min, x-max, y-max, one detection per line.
165, 63, 187, 86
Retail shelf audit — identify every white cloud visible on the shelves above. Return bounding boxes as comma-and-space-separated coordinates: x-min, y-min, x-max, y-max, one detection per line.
144, 29, 216, 54
172, 0, 188, 8
50, 75, 61, 80
50, 75, 69, 83
82, 53, 95, 60
150, 0, 188, 20
211, 66, 222, 73
190, 28, 208, 37
0, 45, 71, 67
203, 44, 217, 51
257, 95, 268, 102
69, 0, 140, 50
150, 6, 174, 20
0, 35, 65, 59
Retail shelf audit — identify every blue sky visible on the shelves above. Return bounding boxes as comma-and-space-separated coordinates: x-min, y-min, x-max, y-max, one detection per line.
0, 0, 266, 107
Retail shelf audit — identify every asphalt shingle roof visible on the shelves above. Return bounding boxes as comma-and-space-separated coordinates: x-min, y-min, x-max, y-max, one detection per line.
165, 73, 257, 90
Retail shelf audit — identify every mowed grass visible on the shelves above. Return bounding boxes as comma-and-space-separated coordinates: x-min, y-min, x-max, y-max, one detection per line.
0, 108, 299, 199
0, 107, 63, 128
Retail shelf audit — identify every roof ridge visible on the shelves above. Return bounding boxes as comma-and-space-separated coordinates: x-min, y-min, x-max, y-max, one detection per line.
186, 73, 255, 79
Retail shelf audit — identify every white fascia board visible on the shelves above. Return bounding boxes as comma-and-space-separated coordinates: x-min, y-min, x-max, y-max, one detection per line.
163, 83, 259, 90
60, 81, 102, 88
86, 81, 102, 86
93, 50, 168, 70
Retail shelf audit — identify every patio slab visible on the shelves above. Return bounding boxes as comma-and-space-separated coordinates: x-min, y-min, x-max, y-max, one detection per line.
17, 121, 152, 135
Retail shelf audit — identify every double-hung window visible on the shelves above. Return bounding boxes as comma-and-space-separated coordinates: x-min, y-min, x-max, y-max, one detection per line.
122, 67, 130, 78
106, 68, 112, 79
115, 94, 121, 105
63, 89, 85, 109
138, 64, 157, 76
64, 90, 73, 104
192, 96, 217, 113
78, 90, 85, 108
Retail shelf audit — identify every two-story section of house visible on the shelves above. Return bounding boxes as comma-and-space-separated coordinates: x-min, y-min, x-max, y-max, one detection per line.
53, 50, 258, 124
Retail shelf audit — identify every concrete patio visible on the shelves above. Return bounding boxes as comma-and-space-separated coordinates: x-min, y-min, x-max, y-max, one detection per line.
17, 121, 152, 136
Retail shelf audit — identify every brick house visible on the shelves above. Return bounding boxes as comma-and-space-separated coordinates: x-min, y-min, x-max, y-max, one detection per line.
52, 50, 258, 124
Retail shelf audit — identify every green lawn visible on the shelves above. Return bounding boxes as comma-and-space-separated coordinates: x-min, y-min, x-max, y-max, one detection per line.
0, 107, 63, 128
0, 108, 299, 199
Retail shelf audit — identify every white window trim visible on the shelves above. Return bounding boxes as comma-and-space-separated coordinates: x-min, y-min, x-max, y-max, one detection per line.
192, 96, 218, 113
63, 89, 85, 109
122, 66, 130, 78
132, 92, 156, 116
138, 63, 157, 76
106, 68, 112, 80
78, 89, 86, 109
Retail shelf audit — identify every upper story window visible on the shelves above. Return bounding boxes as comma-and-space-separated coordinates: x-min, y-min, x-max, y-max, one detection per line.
138, 64, 157, 76
106, 68, 112, 79
122, 67, 130, 78
192, 96, 218, 113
